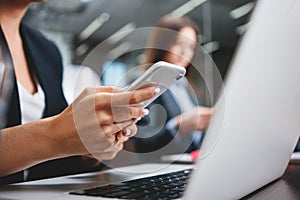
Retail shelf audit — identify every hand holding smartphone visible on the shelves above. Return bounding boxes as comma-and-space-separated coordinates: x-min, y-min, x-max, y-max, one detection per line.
124, 61, 186, 107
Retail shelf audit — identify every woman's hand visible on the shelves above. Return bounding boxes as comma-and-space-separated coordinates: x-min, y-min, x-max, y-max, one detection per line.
175, 106, 213, 135
52, 86, 157, 159
81, 124, 137, 166
0, 86, 156, 177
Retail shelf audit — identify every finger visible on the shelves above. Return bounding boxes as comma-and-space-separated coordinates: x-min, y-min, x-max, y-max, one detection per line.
94, 87, 157, 110
111, 106, 149, 123
129, 87, 159, 104
121, 124, 137, 137
198, 107, 213, 115
111, 141, 124, 152
101, 120, 136, 139
116, 132, 129, 143
113, 134, 120, 147
92, 88, 124, 109
110, 86, 157, 106
95, 86, 123, 93
96, 105, 147, 124
111, 125, 138, 144
78, 87, 121, 99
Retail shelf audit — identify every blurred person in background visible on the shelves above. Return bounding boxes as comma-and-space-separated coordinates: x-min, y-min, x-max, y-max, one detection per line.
130, 15, 213, 162
131, 15, 300, 161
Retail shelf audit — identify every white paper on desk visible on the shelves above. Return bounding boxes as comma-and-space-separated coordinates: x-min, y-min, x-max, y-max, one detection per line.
291, 152, 300, 160
161, 153, 192, 163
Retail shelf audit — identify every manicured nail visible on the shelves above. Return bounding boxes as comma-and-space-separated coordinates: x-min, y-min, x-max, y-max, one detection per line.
143, 109, 149, 115
125, 129, 131, 137
113, 134, 120, 147
137, 102, 145, 106
137, 117, 142, 121
154, 87, 160, 94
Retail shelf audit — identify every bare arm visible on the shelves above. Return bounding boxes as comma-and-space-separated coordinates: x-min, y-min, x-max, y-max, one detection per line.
0, 86, 157, 177
0, 117, 61, 177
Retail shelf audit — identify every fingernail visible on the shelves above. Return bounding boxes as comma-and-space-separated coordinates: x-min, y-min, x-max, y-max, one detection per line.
154, 87, 160, 94
125, 129, 131, 136
143, 109, 149, 115
137, 117, 142, 121
138, 102, 145, 106
113, 134, 120, 147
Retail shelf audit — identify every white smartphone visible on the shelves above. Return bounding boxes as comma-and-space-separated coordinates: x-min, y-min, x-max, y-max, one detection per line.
124, 61, 186, 107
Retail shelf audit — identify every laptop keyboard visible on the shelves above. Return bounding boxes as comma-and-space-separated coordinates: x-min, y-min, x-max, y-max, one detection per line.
69, 168, 193, 199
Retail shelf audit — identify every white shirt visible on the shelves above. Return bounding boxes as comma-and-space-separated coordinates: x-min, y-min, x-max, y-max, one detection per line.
17, 81, 45, 124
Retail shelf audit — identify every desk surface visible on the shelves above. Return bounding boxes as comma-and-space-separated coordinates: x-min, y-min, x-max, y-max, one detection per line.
243, 160, 300, 200
0, 161, 299, 200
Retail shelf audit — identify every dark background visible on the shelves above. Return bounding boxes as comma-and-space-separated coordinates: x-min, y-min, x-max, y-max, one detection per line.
23, 0, 256, 79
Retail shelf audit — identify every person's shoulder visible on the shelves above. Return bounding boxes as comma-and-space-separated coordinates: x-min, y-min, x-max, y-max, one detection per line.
20, 24, 60, 55
21, 24, 63, 76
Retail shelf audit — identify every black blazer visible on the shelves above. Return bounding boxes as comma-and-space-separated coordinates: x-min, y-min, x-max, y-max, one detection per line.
0, 24, 100, 185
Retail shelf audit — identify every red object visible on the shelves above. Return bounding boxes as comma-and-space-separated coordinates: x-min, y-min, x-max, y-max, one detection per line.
190, 150, 200, 161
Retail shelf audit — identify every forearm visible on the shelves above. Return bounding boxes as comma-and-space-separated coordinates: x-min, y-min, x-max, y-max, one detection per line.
0, 116, 62, 177
0, 86, 157, 177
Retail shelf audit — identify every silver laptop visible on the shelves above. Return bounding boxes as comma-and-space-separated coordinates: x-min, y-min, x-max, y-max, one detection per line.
0, 0, 299, 199
185, 0, 300, 198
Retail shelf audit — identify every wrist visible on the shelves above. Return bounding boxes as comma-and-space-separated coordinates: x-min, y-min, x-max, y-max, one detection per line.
48, 111, 78, 158
33, 116, 64, 161
174, 116, 187, 135
0, 116, 71, 176
49, 108, 87, 157
174, 117, 181, 128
